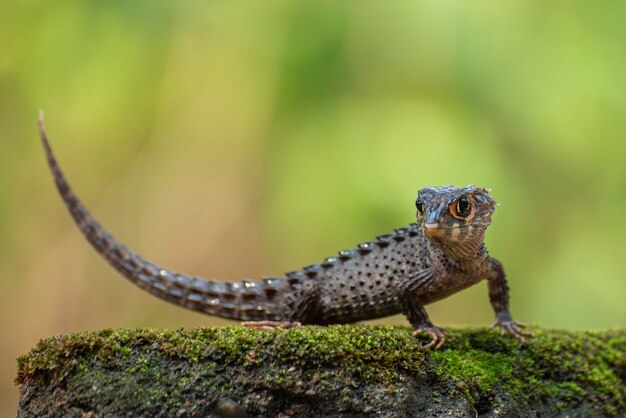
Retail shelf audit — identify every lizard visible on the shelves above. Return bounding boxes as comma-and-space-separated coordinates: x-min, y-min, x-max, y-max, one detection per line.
38, 115, 531, 349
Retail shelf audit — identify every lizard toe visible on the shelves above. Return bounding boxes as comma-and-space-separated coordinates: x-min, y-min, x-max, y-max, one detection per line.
492, 319, 533, 342
241, 321, 302, 330
412, 326, 447, 350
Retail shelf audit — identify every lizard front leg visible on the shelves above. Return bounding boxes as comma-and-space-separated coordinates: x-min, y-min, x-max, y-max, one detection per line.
487, 258, 532, 341
403, 294, 447, 349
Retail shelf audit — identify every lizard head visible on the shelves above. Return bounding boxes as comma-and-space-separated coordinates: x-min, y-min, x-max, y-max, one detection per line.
415, 185, 497, 260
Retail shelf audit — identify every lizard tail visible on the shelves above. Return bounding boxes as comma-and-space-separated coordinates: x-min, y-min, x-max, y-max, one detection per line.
38, 113, 298, 322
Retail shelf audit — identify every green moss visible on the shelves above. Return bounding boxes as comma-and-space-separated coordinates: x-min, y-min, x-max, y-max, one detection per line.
16, 326, 625, 416
430, 327, 626, 414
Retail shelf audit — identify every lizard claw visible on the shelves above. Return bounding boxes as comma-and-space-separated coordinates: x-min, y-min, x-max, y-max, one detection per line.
491, 318, 533, 342
412, 325, 448, 349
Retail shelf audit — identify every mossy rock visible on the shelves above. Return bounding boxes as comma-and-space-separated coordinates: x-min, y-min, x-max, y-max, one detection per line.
16, 326, 626, 417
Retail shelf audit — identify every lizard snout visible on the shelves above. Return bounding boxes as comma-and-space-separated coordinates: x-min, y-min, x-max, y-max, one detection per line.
423, 223, 444, 237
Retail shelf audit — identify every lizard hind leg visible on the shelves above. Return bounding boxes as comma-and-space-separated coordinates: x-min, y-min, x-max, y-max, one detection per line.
277, 278, 321, 324
240, 276, 321, 329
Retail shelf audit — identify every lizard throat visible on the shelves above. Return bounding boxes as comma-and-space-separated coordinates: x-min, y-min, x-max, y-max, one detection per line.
424, 226, 487, 261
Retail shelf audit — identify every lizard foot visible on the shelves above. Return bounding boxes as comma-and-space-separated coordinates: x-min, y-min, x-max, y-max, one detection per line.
412, 325, 448, 349
491, 318, 533, 342
241, 321, 302, 331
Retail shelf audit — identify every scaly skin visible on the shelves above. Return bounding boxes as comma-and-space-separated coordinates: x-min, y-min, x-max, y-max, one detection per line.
38, 115, 531, 349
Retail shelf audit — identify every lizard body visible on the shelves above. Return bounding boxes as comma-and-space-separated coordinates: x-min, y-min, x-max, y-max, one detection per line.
39, 117, 530, 348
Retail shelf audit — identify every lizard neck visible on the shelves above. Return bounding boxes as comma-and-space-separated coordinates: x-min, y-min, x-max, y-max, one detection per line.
426, 234, 490, 271
447, 244, 490, 272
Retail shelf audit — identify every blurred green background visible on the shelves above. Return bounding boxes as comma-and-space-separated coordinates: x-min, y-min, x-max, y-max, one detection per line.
1, 1, 625, 414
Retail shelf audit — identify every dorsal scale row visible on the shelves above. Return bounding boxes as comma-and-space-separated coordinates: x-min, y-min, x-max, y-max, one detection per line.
281, 223, 422, 285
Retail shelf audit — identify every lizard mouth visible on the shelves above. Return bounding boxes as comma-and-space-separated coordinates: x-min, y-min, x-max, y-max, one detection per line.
423, 223, 444, 237
423, 223, 470, 237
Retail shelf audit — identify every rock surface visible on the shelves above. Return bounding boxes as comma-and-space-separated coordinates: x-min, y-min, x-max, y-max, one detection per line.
16, 326, 626, 417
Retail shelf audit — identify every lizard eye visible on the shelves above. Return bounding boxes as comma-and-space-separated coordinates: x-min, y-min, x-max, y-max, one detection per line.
415, 198, 424, 215
450, 196, 474, 220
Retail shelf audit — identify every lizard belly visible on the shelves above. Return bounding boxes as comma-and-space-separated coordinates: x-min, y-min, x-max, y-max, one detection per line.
317, 288, 403, 324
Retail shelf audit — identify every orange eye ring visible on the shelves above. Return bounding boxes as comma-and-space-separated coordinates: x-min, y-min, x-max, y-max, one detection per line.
449, 195, 476, 220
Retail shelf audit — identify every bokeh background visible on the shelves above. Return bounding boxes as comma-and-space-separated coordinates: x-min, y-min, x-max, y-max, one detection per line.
1, 1, 625, 414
